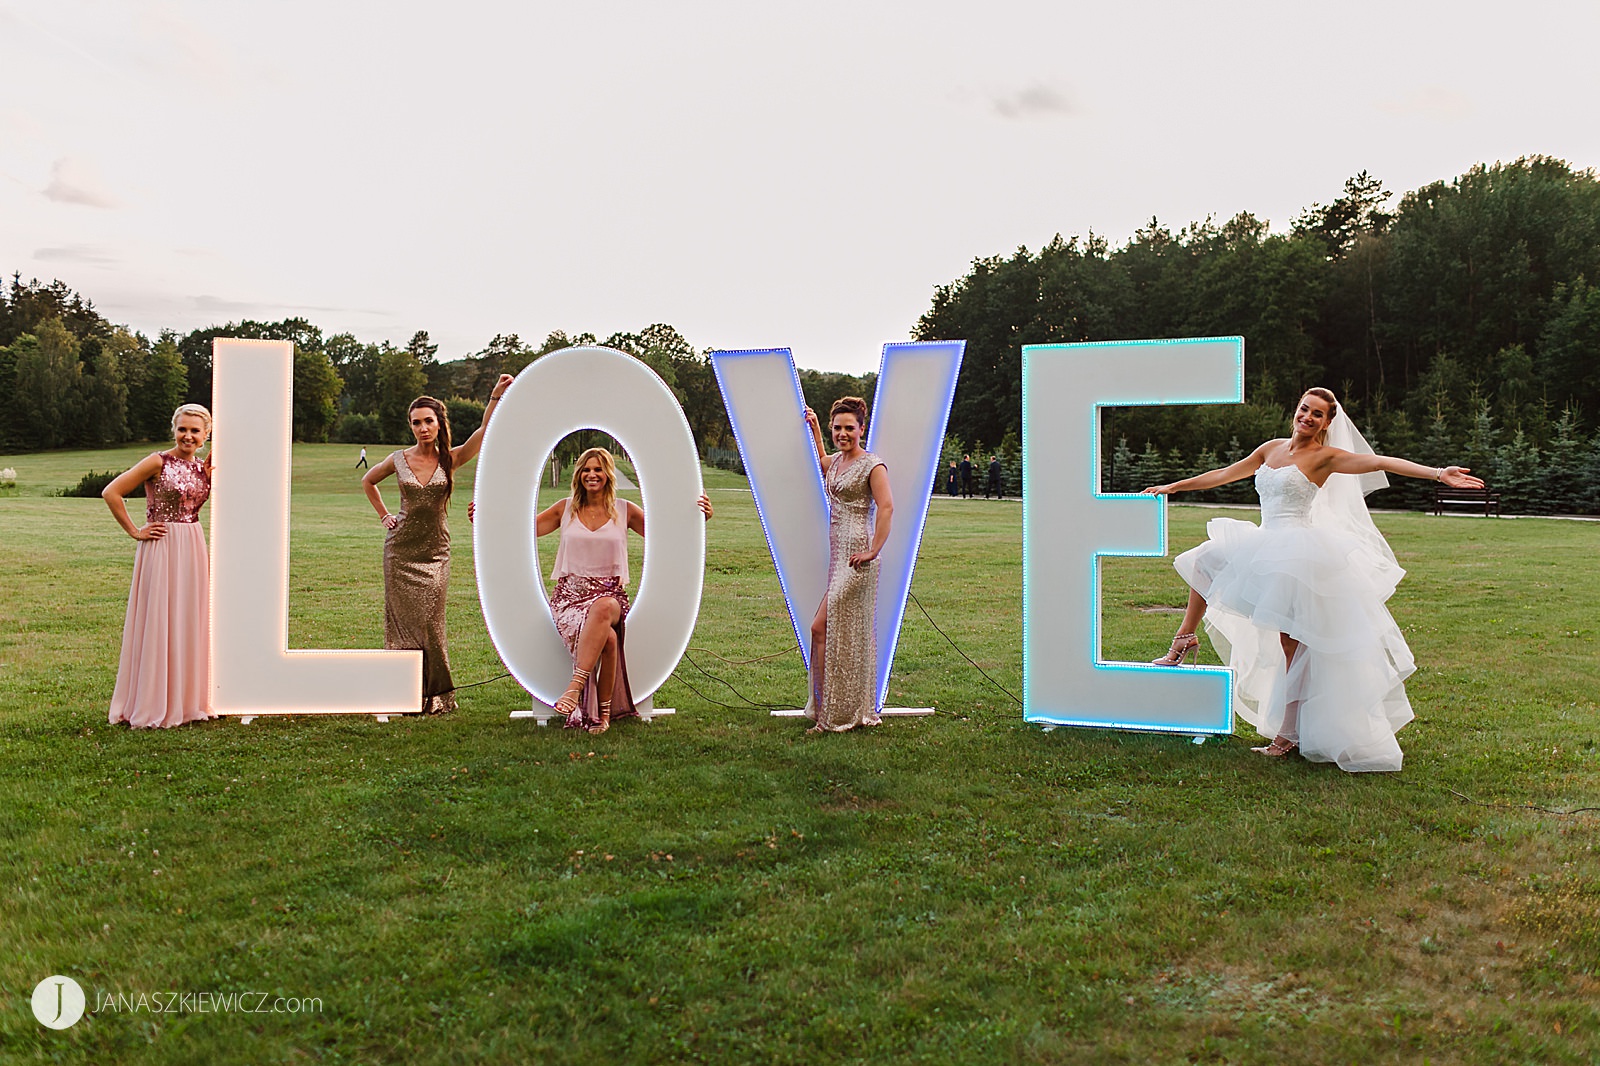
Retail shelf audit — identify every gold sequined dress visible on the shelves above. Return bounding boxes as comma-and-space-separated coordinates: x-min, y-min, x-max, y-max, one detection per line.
805, 452, 886, 731
384, 450, 456, 714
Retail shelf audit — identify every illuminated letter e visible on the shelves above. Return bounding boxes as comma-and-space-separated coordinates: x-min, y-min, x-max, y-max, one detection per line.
1023, 338, 1241, 734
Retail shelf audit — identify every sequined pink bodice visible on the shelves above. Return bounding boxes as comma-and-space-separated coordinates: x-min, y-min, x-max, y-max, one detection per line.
144, 453, 210, 523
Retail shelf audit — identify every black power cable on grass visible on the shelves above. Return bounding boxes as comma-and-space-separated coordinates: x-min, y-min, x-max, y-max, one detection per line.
1449, 789, 1600, 817
451, 672, 512, 693
679, 651, 790, 710
906, 590, 1023, 707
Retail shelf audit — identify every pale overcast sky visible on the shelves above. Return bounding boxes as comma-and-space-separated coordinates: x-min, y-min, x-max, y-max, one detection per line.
3, 1, 1598, 374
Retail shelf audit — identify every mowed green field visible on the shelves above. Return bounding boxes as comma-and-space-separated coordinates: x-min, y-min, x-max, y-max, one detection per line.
1, 442, 1597, 1065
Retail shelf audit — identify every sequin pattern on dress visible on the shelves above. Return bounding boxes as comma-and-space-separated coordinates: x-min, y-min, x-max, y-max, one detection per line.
109, 451, 213, 728
383, 450, 456, 714
144, 454, 210, 523
804, 452, 885, 731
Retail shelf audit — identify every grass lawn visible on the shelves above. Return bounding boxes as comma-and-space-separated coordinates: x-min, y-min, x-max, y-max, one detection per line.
1, 442, 1597, 1064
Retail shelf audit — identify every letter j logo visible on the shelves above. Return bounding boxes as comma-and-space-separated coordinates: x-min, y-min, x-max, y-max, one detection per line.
31, 975, 86, 1029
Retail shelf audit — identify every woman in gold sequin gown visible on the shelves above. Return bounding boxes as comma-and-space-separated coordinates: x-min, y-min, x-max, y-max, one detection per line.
362, 377, 513, 713
801, 396, 894, 732
103, 404, 216, 728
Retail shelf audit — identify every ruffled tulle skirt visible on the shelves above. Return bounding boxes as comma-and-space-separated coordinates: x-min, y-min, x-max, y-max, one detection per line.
1175, 517, 1415, 772
109, 522, 214, 729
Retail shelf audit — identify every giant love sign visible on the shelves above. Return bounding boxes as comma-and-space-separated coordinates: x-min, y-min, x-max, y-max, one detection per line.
208, 334, 1244, 737
1023, 337, 1242, 734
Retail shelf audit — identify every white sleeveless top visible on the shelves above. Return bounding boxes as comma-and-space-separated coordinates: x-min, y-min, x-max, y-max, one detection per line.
551, 501, 629, 583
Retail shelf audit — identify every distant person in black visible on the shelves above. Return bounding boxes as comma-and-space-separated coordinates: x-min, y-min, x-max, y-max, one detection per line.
960, 454, 973, 497
946, 461, 958, 496
986, 454, 1002, 498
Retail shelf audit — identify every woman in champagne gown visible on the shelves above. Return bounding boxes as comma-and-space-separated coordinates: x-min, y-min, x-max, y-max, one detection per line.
802, 396, 894, 732
104, 404, 216, 728
1144, 388, 1485, 772
362, 377, 512, 713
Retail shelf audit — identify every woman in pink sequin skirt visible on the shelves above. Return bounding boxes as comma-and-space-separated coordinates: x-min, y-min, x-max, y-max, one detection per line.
103, 404, 216, 728
528, 447, 712, 735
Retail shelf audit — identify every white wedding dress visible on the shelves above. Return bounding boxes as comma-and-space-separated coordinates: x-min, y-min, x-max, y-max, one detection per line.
1175, 462, 1415, 772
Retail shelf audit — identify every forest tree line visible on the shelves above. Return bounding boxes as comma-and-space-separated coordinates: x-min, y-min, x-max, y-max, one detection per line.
918, 156, 1600, 513
5, 156, 1599, 511
0, 279, 878, 470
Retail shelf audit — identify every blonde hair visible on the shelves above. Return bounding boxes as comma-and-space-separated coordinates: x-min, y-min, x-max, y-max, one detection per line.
1301, 388, 1339, 444
171, 403, 212, 436
569, 447, 618, 521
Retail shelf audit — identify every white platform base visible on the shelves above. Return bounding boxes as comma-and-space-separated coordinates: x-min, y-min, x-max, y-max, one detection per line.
237, 712, 412, 724
511, 694, 674, 727
769, 707, 934, 718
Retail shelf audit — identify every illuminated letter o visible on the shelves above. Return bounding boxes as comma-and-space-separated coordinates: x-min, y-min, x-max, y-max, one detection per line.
473, 346, 705, 709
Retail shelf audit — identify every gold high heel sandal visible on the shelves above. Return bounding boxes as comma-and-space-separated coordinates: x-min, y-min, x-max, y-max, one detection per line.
589, 698, 612, 736
1151, 632, 1200, 666
554, 667, 590, 717
1250, 737, 1298, 757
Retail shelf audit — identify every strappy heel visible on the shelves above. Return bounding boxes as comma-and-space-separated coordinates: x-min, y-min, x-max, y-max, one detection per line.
1151, 631, 1200, 666
589, 698, 612, 735
1250, 737, 1298, 757
555, 667, 590, 717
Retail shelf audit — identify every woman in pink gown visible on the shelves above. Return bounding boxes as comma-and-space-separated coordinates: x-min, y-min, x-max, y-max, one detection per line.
103, 404, 215, 728
527, 447, 712, 734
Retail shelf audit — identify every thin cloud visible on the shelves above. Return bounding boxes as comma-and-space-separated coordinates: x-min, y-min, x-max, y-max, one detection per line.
191, 295, 260, 314
190, 294, 395, 318
34, 244, 119, 266
135, 1, 243, 96
992, 85, 1075, 120
1377, 86, 1473, 121
42, 156, 121, 208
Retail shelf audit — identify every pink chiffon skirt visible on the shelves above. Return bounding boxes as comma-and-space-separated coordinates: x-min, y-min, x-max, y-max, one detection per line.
108, 522, 213, 728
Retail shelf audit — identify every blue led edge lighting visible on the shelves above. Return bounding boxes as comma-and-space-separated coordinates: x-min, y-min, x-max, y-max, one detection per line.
1021, 344, 1033, 719
1022, 337, 1243, 734
864, 340, 965, 711
709, 348, 825, 668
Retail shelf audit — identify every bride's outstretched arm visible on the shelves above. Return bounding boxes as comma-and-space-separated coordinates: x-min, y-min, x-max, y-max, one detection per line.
1325, 449, 1485, 489
1142, 441, 1274, 495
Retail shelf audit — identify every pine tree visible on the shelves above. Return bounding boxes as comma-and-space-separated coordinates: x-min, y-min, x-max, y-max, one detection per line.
1539, 408, 1587, 514
1492, 430, 1541, 513
1110, 436, 1136, 493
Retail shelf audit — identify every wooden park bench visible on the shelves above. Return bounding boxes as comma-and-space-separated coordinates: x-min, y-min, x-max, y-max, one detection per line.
1433, 484, 1502, 516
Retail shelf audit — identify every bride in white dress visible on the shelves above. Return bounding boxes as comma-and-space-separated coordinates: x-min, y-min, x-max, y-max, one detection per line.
1142, 388, 1485, 772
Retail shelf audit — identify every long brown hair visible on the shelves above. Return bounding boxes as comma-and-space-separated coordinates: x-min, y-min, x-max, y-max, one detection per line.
569, 447, 618, 521
1302, 387, 1339, 444
408, 396, 454, 493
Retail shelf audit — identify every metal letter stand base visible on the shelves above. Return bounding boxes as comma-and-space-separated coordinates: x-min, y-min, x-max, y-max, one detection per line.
512, 694, 674, 727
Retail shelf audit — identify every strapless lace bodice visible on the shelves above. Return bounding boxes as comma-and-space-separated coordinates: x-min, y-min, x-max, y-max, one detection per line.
1256, 463, 1318, 528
